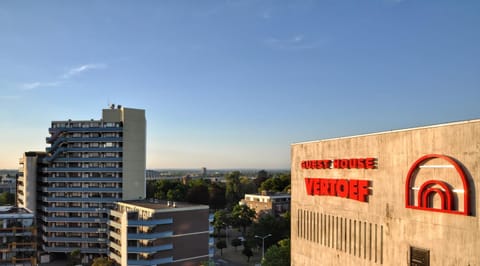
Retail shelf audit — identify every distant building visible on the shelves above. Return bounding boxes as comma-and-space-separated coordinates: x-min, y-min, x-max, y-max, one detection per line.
0, 174, 16, 194
0, 206, 36, 266
242, 192, 291, 217
108, 200, 210, 266
17, 106, 146, 263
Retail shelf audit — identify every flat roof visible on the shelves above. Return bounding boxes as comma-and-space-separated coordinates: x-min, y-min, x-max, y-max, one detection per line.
119, 200, 209, 212
292, 118, 480, 145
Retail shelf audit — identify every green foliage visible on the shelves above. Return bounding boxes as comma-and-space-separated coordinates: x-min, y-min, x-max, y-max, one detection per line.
231, 204, 256, 234
91, 256, 113, 266
186, 182, 209, 205
262, 238, 290, 266
254, 170, 269, 187
213, 209, 230, 235
208, 182, 226, 210
216, 240, 227, 256
152, 179, 187, 201
259, 173, 290, 193
0, 192, 15, 205
251, 213, 290, 250
67, 248, 81, 266
225, 171, 242, 208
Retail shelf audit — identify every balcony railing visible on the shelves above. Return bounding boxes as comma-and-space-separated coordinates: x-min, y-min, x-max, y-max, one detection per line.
42, 187, 122, 193
127, 231, 173, 240
127, 243, 173, 253
127, 257, 173, 265
127, 218, 173, 226
42, 177, 122, 183
42, 167, 123, 173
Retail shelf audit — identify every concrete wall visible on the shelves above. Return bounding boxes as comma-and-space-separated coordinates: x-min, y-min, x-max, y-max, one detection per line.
102, 107, 146, 200
291, 120, 480, 266
18, 153, 39, 214
120, 108, 146, 200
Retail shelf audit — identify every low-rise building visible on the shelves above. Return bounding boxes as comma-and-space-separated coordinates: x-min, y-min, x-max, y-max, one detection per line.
0, 206, 36, 266
242, 192, 291, 217
108, 200, 210, 266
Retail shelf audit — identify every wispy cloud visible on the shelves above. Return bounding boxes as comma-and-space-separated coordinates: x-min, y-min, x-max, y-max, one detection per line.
62, 63, 107, 79
19, 63, 107, 90
264, 35, 325, 50
21, 81, 61, 90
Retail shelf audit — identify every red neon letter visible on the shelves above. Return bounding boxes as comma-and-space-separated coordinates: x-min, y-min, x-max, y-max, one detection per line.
305, 178, 315, 195
357, 180, 369, 202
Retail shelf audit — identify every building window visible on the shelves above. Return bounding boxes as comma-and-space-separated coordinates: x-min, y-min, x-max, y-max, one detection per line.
410, 247, 429, 266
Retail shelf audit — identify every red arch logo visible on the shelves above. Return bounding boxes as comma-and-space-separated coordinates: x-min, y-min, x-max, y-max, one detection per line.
405, 154, 470, 216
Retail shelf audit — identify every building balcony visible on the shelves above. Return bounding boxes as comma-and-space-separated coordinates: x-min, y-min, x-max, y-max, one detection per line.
48, 127, 122, 133
42, 187, 122, 193
42, 177, 122, 183
42, 246, 107, 254
43, 226, 106, 233
41, 216, 109, 223
127, 257, 173, 265
127, 243, 173, 253
53, 157, 122, 162
41, 167, 122, 173
127, 218, 173, 226
108, 220, 121, 229
42, 197, 119, 203
127, 231, 173, 240
43, 206, 108, 213
43, 236, 107, 243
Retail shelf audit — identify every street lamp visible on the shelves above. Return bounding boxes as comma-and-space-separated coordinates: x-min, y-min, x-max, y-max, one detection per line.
255, 233, 272, 261
223, 223, 228, 243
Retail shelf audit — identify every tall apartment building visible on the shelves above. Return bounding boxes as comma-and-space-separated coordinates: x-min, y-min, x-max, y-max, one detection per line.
17, 106, 146, 263
108, 200, 210, 266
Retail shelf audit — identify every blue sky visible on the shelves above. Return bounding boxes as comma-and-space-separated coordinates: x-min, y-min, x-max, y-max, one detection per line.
0, 0, 479, 169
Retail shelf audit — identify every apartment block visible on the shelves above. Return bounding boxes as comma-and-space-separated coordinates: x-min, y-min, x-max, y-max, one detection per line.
0, 206, 36, 266
17, 106, 146, 263
108, 200, 210, 266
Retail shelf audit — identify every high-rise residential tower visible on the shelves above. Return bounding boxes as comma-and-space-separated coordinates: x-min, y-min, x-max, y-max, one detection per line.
18, 105, 146, 263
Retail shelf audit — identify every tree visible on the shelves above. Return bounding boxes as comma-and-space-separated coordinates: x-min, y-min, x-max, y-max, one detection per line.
262, 238, 290, 266
242, 246, 254, 262
225, 171, 242, 208
216, 240, 227, 256
67, 248, 81, 266
91, 256, 113, 266
239, 176, 257, 195
0, 192, 15, 205
208, 182, 226, 210
213, 210, 230, 236
186, 182, 209, 205
231, 204, 256, 235
251, 212, 290, 250
254, 170, 269, 188
259, 173, 290, 193
231, 238, 242, 251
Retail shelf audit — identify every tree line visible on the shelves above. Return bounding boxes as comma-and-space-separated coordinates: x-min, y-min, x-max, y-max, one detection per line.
146, 170, 290, 210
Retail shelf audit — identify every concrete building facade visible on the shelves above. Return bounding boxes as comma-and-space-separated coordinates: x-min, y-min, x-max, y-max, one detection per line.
108, 200, 210, 266
291, 119, 480, 266
17, 106, 146, 262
